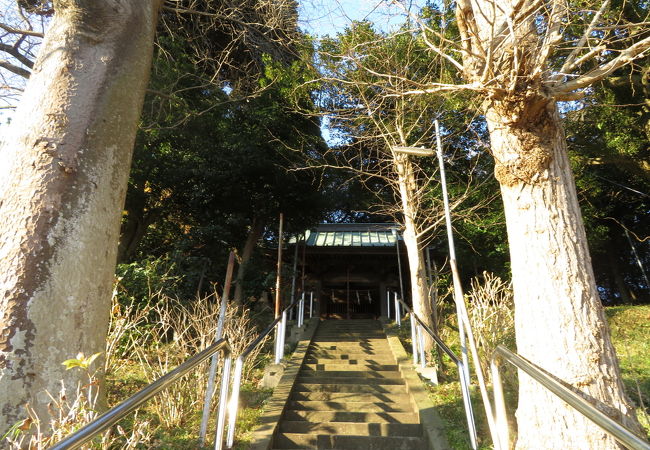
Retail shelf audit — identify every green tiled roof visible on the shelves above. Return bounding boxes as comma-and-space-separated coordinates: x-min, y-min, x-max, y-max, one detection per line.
304, 223, 398, 247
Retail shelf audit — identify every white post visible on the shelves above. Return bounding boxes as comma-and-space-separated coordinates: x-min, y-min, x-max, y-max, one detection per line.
458, 360, 479, 450
213, 354, 232, 450
200, 255, 234, 444
417, 325, 426, 369
225, 357, 243, 448
410, 313, 418, 365
279, 310, 287, 361
309, 291, 314, 319
274, 322, 282, 364
394, 293, 401, 327
436, 120, 491, 449
435, 121, 471, 391
387, 290, 391, 319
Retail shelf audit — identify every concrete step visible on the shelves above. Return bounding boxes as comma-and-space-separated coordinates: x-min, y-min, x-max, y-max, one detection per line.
280, 421, 422, 436
287, 400, 411, 412
293, 382, 407, 394
304, 358, 397, 365
302, 363, 399, 371
290, 391, 411, 403
313, 334, 386, 338
282, 410, 419, 424
296, 376, 404, 385
309, 342, 390, 348
308, 348, 392, 354
299, 371, 402, 380
275, 433, 425, 449
306, 351, 393, 358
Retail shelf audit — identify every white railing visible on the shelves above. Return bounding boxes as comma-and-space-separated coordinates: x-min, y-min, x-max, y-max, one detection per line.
51, 339, 233, 450
391, 297, 478, 449
226, 294, 309, 448
491, 346, 650, 450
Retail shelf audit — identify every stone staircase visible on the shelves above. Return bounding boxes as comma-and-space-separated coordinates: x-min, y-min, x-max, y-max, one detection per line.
271, 319, 428, 449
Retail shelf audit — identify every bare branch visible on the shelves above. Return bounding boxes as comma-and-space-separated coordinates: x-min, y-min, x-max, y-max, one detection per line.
0, 22, 44, 38
551, 0, 610, 83
0, 59, 30, 78
550, 35, 650, 96
0, 42, 34, 70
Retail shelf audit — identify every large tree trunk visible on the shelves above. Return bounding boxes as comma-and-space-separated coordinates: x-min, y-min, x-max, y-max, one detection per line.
233, 219, 264, 305
0, 0, 160, 433
485, 97, 640, 448
395, 156, 435, 354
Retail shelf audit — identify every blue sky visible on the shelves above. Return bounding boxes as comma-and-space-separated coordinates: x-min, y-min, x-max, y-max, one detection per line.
298, 0, 416, 37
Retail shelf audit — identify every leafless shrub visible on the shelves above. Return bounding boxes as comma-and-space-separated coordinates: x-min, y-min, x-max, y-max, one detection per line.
3, 357, 153, 449
466, 271, 515, 381
131, 291, 269, 428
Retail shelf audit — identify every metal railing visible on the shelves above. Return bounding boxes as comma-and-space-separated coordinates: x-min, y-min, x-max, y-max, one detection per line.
392, 297, 478, 449
50, 339, 233, 450
226, 296, 306, 448
491, 346, 650, 450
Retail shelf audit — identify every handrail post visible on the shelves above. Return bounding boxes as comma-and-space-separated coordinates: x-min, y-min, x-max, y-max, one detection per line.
410, 313, 418, 365
200, 352, 221, 443
298, 293, 304, 328
490, 357, 508, 450
309, 291, 314, 319
279, 309, 287, 361
214, 353, 232, 450
226, 357, 244, 449
386, 290, 391, 319
274, 322, 282, 364
394, 293, 401, 327
458, 360, 478, 450
417, 324, 426, 369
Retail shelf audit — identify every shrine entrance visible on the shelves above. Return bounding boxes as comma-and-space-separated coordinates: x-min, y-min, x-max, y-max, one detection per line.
291, 223, 408, 319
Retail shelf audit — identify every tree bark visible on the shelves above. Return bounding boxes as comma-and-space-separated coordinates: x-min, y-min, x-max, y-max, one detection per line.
0, 0, 160, 433
395, 156, 435, 354
233, 219, 264, 305
485, 97, 640, 448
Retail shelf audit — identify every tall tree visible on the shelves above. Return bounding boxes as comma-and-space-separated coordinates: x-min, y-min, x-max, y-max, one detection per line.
315, 23, 493, 353
0, 0, 304, 434
449, 0, 648, 444
323, 0, 648, 445
0, 0, 160, 433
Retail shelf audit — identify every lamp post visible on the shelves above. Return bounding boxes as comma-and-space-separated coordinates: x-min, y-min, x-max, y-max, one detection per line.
391, 140, 470, 375
392, 121, 497, 448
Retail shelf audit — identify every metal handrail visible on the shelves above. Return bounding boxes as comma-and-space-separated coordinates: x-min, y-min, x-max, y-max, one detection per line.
393, 297, 478, 449
491, 346, 650, 450
50, 339, 233, 450
226, 296, 304, 448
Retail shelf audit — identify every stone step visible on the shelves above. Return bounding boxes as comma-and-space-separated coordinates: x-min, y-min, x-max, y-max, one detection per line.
308, 348, 391, 354
274, 433, 425, 449
293, 383, 408, 394
287, 400, 411, 412
296, 376, 404, 385
299, 370, 402, 380
313, 334, 386, 338
306, 351, 395, 359
309, 341, 390, 348
304, 357, 397, 365
289, 391, 411, 403
280, 421, 422, 436
282, 410, 419, 424
302, 363, 400, 371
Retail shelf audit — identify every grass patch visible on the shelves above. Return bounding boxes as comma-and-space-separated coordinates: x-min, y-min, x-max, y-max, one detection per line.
606, 304, 650, 434
421, 304, 650, 448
